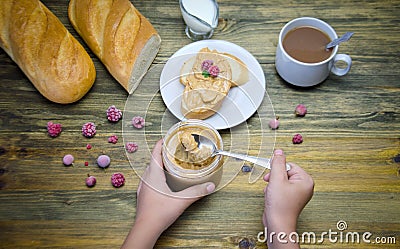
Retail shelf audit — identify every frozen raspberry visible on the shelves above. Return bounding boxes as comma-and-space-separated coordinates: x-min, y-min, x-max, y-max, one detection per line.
268, 117, 280, 130
201, 59, 214, 71
108, 135, 118, 144
208, 65, 220, 77
97, 154, 111, 168
86, 144, 92, 150
106, 105, 122, 122
84, 161, 89, 167
295, 104, 307, 117
131, 116, 145, 129
82, 122, 96, 138
63, 154, 74, 166
47, 121, 62, 137
125, 142, 138, 153
85, 175, 96, 187
111, 173, 125, 188
292, 134, 303, 144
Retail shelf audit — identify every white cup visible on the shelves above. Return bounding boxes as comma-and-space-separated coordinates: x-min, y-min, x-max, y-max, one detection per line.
275, 17, 352, 87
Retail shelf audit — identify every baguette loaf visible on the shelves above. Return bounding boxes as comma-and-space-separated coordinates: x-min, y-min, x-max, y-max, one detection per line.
0, 0, 96, 104
68, 0, 161, 94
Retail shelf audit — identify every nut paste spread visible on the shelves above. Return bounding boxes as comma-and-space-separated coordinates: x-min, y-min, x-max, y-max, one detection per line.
162, 120, 224, 192
167, 125, 216, 170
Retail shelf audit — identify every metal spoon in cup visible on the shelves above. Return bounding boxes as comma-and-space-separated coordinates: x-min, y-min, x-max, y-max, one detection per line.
192, 134, 291, 171
326, 32, 354, 49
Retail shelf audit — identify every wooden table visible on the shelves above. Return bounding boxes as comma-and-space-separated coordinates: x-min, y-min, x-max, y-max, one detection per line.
1, 0, 399, 248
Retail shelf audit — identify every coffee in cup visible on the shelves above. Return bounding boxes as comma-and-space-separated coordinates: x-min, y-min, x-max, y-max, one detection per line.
275, 17, 352, 87
283, 26, 333, 63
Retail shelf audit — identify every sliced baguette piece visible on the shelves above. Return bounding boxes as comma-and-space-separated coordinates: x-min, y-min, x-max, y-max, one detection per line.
181, 86, 229, 120
68, 0, 161, 94
179, 56, 196, 86
0, 0, 96, 104
180, 48, 232, 120
180, 49, 249, 87
222, 53, 249, 87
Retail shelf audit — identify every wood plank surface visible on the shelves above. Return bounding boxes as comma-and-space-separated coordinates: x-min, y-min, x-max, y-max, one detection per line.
0, 0, 399, 248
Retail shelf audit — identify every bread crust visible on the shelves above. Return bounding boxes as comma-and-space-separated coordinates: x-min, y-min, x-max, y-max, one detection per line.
0, 0, 96, 104
68, 0, 161, 93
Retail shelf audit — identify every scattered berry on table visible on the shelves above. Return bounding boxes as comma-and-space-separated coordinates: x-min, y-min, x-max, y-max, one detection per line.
393, 154, 400, 163
84, 161, 89, 167
82, 122, 96, 138
295, 104, 307, 117
241, 165, 252, 173
47, 121, 62, 137
108, 135, 118, 144
106, 105, 122, 122
292, 134, 303, 144
63, 154, 74, 166
86, 144, 92, 150
268, 117, 280, 130
131, 116, 145, 129
97, 154, 111, 168
111, 173, 125, 188
85, 175, 96, 187
125, 142, 138, 153
238, 238, 255, 249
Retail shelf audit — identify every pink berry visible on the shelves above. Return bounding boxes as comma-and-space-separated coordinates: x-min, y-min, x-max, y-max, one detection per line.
292, 134, 303, 144
84, 161, 89, 166
131, 116, 145, 129
63, 154, 74, 166
295, 104, 307, 117
86, 144, 92, 150
268, 117, 280, 130
85, 175, 96, 187
47, 121, 62, 137
82, 122, 96, 138
97, 155, 111, 168
208, 65, 220, 77
201, 59, 214, 71
111, 173, 125, 188
106, 105, 122, 122
108, 135, 118, 144
125, 142, 138, 153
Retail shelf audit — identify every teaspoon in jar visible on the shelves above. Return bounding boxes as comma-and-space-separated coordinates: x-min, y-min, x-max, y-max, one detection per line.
192, 134, 291, 171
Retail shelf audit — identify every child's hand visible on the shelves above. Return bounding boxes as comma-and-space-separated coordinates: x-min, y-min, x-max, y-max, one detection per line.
136, 139, 215, 230
262, 149, 314, 248
121, 139, 215, 249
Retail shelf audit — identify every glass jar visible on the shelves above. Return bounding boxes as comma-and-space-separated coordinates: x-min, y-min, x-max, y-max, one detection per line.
162, 119, 224, 192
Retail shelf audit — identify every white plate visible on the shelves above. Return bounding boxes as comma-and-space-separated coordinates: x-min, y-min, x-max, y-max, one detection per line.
160, 40, 266, 130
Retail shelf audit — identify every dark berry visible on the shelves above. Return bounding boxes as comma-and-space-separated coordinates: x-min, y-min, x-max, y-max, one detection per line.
241, 165, 252, 173
292, 134, 303, 144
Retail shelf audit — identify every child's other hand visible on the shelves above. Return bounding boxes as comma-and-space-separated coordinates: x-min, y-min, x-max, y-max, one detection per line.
263, 149, 314, 238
